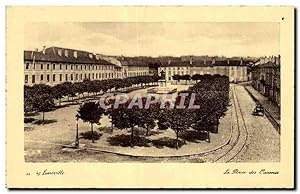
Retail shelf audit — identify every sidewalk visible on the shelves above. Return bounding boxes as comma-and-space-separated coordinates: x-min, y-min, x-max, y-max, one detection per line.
244, 85, 280, 125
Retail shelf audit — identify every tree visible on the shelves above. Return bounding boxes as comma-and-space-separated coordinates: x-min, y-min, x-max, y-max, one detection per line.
181, 74, 191, 85
77, 102, 104, 143
24, 86, 35, 114
191, 74, 202, 83
189, 74, 230, 139
32, 93, 55, 124
110, 101, 141, 147
138, 97, 157, 136
172, 74, 181, 84
52, 83, 66, 106
163, 108, 195, 149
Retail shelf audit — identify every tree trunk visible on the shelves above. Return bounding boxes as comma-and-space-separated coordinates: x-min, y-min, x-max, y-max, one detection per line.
59, 98, 61, 106
146, 126, 149, 136
175, 131, 179, 150
130, 126, 134, 147
91, 123, 95, 143
207, 131, 210, 143
111, 121, 113, 133
42, 111, 45, 125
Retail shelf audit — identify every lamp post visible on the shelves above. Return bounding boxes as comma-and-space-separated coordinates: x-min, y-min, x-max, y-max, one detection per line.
75, 113, 80, 148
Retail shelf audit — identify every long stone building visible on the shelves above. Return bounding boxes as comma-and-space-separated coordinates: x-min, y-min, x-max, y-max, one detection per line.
158, 58, 250, 83
24, 46, 146, 86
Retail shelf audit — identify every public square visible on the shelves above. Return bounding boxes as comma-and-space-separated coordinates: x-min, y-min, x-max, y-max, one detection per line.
24, 84, 280, 163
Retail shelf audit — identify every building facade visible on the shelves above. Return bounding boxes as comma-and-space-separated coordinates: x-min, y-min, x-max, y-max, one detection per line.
158, 58, 250, 83
251, 56, 280, 106
119, 57, 150, 78
24, 47, 123, 86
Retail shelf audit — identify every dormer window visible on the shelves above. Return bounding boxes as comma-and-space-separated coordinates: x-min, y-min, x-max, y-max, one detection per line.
88, 53, 93, 59
65, 50, 69, 57
58, 49, 62, 56
73, 51, 77, 58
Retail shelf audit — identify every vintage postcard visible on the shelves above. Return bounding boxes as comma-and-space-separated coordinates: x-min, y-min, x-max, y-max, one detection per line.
6, 6, 294, 188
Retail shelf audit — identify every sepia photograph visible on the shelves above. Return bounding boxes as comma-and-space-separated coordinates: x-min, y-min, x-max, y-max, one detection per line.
23, 22, 281, 163
6, 6, 294, 188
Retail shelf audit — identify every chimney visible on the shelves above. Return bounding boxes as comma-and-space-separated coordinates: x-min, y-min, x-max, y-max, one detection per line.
168, 60, 171, 65
212, 57, 215, 64
58, 48, 62, 56
35, 48, 38, 52
64, 50, 69, 57
73, 51, 77, 58
189, 58, 193, 65
271, 56, 276, 63
240, 58, 243, 65
275, 55, 280, 65
227, 59, 230, 65
260, 58, 265, 64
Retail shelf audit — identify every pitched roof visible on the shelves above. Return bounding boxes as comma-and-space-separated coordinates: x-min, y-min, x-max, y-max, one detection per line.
159, 59, 245, 67
120, 57, 149, 67
24, 46, 114, 66
257, 61, 279, 68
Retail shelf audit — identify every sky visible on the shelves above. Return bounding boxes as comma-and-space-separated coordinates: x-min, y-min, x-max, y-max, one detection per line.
24, 22, 280, 57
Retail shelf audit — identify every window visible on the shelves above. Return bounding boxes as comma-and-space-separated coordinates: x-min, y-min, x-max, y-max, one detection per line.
60, 64, 62, 70
40, 75, 43, 81
65, 74, 68, 81
71, 65, 73, 70
71, 74, 73, 81
26, 63, 29, 70
80, 74, 82, 80
25, 75, 28, 83
33, 63, 36, 70
60, 74, 62, 81
47, 64, 50, 70
81, 65, 83, 70
92, 73, 94, 79
53, 64, 55, 70
96, 73, 98, 79
47, 74, 50, 82
88, 73, 90, 79
53, 74, 56, 82
32, 75, 35, 84
66, 65, 68, 70
41, 64, 43, 70
75, 74, 78, 80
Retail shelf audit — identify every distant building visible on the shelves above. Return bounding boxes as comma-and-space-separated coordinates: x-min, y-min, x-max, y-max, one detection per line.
24, 46, 123, 86
251, 56, 280, 106
158, 58, 250, 83
119, 57, 150, 77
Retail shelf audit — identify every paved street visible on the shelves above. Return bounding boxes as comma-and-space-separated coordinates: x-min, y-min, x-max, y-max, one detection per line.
231, 84, 280, 162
